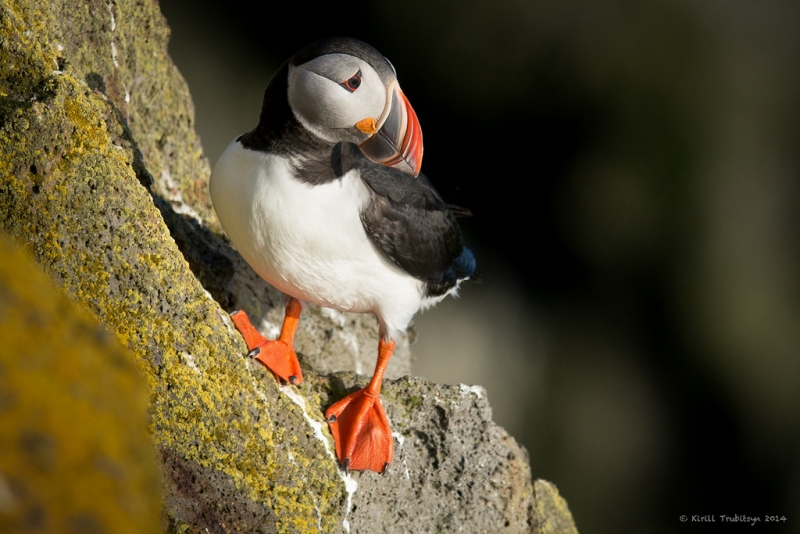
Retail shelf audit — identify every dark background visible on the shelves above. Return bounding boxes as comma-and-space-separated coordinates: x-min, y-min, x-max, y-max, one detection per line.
158, 0, 800, 532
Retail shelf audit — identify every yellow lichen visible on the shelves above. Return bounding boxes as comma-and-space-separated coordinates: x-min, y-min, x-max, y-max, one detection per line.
1, 1, 347, 531
0, 233, 162, 533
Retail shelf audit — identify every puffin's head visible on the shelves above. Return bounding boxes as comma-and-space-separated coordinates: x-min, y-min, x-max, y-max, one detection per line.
287, 37, 423, 177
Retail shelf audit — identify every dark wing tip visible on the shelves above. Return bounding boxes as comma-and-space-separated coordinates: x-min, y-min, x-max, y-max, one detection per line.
448, 204, 473, 218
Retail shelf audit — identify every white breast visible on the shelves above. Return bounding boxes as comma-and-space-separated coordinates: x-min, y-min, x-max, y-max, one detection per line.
209, 140, 424, 338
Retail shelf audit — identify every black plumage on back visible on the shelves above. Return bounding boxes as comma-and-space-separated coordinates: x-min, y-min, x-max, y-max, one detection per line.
333, 144, 475, 297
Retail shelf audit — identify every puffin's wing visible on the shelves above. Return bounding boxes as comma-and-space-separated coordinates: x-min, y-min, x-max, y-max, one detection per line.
344, 148, 464, 282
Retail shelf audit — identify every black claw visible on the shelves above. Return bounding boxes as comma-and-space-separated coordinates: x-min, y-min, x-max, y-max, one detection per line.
247, 347, 261, 359
381, 462, 390, 475
289, 375, 298, 385
343, 458, 350, 473
327, 414, 337, 423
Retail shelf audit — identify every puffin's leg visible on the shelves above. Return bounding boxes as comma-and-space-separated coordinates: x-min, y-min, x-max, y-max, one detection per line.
230, 298, 304, 385
326, 338, 394, 473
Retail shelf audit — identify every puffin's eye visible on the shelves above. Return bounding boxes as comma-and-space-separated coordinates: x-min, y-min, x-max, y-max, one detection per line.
341, 70, 362, 93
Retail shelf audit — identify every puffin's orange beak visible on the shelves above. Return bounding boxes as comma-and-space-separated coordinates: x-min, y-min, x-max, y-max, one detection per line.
358, 82, 423, 177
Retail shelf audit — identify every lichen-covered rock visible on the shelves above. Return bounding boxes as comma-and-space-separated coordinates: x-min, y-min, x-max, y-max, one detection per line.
318, 376, 536, 532
1, 2, 345, 531
532, 481, 579, 534
0, 233, 162, 533
0, 0, 578, 532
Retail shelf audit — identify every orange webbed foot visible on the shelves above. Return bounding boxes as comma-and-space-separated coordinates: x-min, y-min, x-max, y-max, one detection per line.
326, 389, 393, 473
230, 309, 303, 385
248, 339, 303, 385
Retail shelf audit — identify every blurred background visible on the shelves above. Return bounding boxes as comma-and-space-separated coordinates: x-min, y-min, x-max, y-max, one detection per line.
158, 0, 800, 531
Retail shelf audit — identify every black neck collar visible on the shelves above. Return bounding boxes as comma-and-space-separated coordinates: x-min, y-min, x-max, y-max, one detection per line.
240, 62, 344, 185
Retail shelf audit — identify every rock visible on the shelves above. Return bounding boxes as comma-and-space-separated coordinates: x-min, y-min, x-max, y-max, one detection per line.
0, 0, 578, 532
0, 233, 162, 533
532, 481, 580, 534
317, 376, 535, 532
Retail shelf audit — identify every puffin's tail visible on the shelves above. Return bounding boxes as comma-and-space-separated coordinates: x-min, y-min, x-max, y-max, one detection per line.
424, 247, 477, 300
450, 247, 476, 282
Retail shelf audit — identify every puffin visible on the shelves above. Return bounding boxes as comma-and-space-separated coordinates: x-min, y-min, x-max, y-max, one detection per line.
209, 37, 475, 473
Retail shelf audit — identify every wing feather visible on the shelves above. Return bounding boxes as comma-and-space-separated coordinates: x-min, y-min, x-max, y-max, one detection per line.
337, 144, 465, 284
